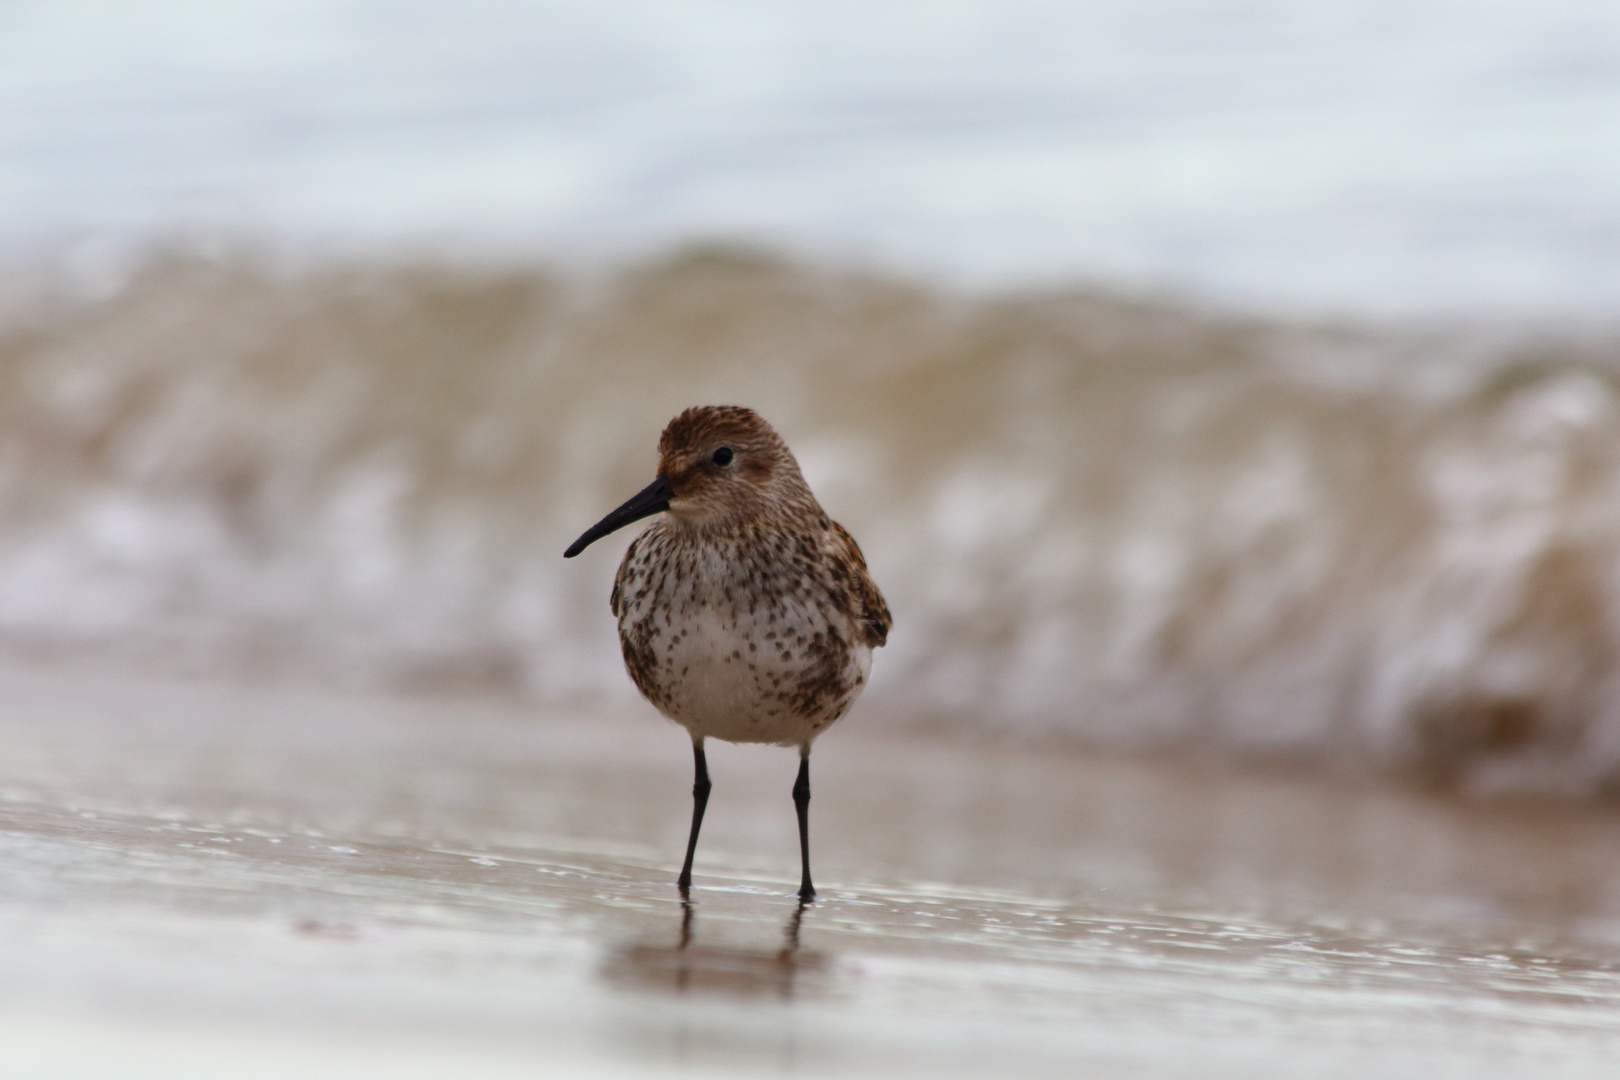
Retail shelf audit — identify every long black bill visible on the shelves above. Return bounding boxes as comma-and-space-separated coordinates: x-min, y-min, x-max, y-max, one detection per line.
564, 476, 673, 558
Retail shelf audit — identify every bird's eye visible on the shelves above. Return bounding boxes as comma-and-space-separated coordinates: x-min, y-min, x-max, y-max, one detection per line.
712, 447, 734, 466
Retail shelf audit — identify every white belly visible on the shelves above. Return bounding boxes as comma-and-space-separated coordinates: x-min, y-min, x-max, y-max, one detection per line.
653, 604, 873, 745
616, 548, 873, 747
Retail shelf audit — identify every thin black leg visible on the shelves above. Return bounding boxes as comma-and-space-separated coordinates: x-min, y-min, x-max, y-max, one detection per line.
793, 752, 815, 901
677, 739, 711, 894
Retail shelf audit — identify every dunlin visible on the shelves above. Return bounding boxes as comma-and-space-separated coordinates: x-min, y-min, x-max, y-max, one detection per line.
565, 405, 890, 900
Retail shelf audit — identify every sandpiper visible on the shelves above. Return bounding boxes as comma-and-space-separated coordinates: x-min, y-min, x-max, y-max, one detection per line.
565, 405, 890, 901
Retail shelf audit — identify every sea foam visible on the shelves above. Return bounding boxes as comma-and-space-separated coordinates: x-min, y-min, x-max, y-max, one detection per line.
1, 247, 1618, 792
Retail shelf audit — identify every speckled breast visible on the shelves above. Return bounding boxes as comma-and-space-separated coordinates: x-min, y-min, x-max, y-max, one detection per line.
611, 526, 872, 747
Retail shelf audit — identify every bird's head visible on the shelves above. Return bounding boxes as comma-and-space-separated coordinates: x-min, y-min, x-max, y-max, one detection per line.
565, 405, 816, 558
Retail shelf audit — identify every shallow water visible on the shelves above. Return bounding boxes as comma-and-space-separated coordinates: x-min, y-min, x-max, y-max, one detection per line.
5, 666, 1620, 1077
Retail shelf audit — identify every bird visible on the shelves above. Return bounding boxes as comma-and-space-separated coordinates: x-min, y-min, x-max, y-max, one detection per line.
564, 405, 890, 901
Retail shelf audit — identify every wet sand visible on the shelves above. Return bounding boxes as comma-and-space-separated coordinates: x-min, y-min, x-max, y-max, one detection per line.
4, 668, 1620, 1078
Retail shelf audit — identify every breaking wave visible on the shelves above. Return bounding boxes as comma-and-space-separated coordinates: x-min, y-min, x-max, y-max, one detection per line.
3, 244, 1620, 793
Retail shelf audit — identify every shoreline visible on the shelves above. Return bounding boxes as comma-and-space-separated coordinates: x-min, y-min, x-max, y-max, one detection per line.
3, 665, 1620, 1076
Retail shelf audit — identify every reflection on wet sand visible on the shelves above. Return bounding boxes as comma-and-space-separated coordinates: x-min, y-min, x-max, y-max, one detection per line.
601, 898, 826, 1000
6, 668, 1620, 1077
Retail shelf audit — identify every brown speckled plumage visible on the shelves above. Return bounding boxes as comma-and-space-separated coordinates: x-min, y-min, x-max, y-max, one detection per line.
567, 405, 890, 899
609, 406, 889, 747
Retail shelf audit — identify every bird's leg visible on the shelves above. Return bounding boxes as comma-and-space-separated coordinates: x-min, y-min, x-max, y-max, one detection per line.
677, 738, 711, 895
793, 749, 815, 901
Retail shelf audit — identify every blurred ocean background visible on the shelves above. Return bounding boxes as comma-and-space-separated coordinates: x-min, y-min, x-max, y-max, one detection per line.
2, 1, 1620, 792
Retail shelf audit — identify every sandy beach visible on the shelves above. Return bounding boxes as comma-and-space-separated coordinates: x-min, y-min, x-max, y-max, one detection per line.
3, 7, 1619, 1077
1, 665, 1618, 1078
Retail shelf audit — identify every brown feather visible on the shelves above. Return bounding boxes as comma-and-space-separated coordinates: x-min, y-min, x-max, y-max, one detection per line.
826, 519, 891, 648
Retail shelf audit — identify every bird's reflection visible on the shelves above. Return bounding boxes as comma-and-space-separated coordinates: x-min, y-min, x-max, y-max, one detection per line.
601, 895, 826, 1000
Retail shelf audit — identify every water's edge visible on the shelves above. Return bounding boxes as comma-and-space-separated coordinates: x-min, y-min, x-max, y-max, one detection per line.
5, 666, 1620, 1078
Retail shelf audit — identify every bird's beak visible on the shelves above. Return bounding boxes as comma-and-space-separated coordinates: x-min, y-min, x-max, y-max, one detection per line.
564, 476, 673, 558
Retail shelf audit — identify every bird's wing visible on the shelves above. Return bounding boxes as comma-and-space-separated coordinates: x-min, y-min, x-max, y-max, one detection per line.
826, 519, 891, 648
